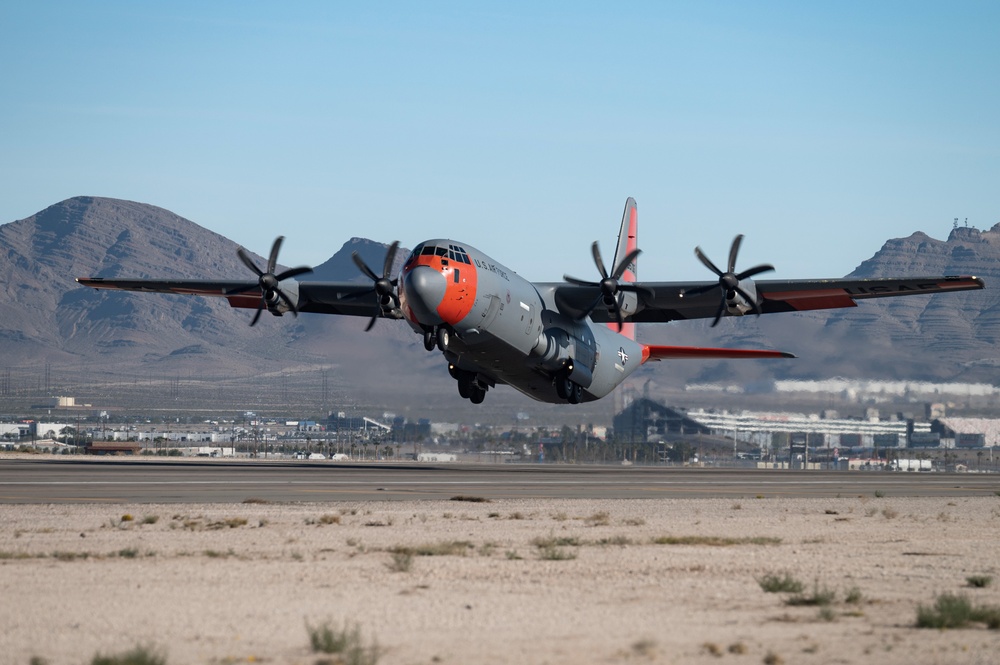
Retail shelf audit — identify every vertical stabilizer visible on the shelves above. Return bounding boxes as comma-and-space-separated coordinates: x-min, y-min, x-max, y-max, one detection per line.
611, 197, 638, 340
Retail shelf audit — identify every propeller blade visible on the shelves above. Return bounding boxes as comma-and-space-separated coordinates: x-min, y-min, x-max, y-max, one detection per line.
694, 247, 724, 276
711, 297, 726, 327
352, 252, 380, 282
266, 236, 284, 275
237, 248, 264, 277
382, 241, 399, 278
275, 266, 313, 281
682, 283, 718, 297
250, 299, 265, 327
735, 263, 774, 281
727, 234, 743, 273
591, 242, 609, 280
613, 302, 625, 332
734, 285, 763, 317
563, 275, 598, 287
275, 289, 300, 317
611, 248, 641, 281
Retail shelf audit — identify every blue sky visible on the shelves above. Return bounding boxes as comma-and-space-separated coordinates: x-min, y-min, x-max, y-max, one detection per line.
2, 1, 997, 280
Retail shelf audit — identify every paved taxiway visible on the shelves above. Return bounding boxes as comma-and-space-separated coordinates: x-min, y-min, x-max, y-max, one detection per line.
1, 458, 997, 503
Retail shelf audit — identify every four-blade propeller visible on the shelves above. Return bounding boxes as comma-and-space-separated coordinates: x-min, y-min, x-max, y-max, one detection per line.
683, 234, 773, 327
227, 236, 313, 326
352, 240, 400, 331
563, 241, 642, 331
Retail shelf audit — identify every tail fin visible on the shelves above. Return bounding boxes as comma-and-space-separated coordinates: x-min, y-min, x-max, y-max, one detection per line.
611, 197, 638, 340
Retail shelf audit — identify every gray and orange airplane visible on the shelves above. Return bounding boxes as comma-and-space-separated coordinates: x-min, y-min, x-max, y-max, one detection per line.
77, 199, 984, 405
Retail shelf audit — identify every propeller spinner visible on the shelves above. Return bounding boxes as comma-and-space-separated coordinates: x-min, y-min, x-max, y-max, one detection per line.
683, 234, 773, 327
227, 236, 313, 326
563, 241, 642, 331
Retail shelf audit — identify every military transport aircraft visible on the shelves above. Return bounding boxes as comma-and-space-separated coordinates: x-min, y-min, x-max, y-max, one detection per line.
77, 198, 984, 405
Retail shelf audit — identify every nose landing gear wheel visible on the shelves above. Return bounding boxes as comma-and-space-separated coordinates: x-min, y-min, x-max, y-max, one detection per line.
423, 329, 436, 352
436, 327, 450, 352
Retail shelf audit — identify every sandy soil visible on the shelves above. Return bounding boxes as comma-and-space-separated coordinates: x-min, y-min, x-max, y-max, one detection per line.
2, 496, 1000, 665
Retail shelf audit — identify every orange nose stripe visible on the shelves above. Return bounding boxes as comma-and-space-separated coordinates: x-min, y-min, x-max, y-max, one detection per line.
436, 263, 476, 324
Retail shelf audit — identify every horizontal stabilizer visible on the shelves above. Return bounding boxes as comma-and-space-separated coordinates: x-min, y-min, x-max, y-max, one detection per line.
642, 345, 795, 363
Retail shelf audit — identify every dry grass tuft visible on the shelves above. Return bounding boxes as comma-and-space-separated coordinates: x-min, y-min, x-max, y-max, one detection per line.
584, 511, 611, 526
389, 541, 473, 557
652, 535, 781, 547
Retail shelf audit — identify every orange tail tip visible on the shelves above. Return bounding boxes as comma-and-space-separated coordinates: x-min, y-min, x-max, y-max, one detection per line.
641, 345, 796, 363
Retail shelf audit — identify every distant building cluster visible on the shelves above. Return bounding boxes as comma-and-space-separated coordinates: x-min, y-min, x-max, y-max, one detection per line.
614, 398, 996, 453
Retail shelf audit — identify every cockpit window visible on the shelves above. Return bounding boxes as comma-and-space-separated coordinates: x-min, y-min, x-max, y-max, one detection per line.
406, 244, 424, 264
414, 244, 471, 264
450, 245, 472, 264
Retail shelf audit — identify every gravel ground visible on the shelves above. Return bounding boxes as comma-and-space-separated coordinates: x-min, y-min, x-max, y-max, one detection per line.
2, 496, 1000, 665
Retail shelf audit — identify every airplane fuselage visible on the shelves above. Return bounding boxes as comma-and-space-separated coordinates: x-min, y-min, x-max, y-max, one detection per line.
397, 240, 644, 404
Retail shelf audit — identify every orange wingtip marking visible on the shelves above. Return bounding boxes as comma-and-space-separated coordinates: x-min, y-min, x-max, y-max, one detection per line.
937, 277, 984, 289
642, 345, 795, 362
763, 289, 856, 311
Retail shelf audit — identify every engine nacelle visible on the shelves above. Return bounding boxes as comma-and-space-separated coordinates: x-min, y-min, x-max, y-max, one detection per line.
725, 279, 759, 317
264, 279, 301, 315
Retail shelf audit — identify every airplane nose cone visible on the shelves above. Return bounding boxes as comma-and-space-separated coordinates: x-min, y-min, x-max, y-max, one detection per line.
402, 265, 447, 325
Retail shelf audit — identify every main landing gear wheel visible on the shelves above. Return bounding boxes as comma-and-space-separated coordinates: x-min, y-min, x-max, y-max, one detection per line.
458, 374, 474, 399
555, 372, 573, 401
555, 370, 583, 404
453, 368, 488, 403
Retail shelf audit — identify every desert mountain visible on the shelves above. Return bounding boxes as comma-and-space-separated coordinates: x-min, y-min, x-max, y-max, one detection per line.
639, 224, 1000, 387
0, 197, 995, 415
0, 198, 449, 411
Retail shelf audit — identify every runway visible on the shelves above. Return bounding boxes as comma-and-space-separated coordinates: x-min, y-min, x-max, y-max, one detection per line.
1, 458, 997, 503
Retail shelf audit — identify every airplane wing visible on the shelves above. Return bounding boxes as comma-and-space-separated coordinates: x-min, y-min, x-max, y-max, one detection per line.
554, 275, 985, 324
75, 277, 380, 317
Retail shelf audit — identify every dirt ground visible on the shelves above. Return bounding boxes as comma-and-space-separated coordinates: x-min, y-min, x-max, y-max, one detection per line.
2, 496, 1000, 665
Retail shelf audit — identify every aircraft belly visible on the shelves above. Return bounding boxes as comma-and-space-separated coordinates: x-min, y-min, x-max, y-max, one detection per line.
448, 314, 643, 405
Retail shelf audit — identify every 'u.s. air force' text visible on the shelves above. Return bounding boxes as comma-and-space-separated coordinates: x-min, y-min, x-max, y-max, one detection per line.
474, 259, 509, 281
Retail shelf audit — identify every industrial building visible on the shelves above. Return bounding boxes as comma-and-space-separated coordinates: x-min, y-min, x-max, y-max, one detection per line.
613, 398, 995, 455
